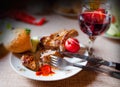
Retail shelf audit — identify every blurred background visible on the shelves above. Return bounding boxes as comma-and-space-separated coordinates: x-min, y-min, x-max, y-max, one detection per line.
0, 0, 55, 17
0, 0, 119, 18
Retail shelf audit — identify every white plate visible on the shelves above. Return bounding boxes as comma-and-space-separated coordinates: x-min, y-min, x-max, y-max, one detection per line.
103, 33, 120, 40
10, 42, 88, 81
53, 8, 78, 17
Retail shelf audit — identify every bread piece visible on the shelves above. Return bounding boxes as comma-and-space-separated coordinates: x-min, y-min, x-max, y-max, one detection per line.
41, 29, 78, 51
4, 29, 32, 53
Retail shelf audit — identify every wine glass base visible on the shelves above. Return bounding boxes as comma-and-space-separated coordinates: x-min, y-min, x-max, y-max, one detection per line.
88, 47, 94, 56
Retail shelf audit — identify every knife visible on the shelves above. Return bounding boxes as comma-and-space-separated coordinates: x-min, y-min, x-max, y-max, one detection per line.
61, 51, 120, 71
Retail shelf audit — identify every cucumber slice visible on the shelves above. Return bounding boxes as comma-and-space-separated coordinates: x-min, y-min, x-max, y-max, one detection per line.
106, 24, 120, 37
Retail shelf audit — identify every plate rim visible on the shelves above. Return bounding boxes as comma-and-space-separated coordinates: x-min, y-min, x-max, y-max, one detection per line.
10, 53, 87, 81
103, 33, 120, 39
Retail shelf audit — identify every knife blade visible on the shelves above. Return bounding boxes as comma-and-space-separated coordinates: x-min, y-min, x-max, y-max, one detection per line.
61, 51, 120, 71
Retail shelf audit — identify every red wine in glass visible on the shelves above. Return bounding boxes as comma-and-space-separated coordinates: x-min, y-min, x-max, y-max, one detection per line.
79, 11, 111, 36
79, 10, 111, 55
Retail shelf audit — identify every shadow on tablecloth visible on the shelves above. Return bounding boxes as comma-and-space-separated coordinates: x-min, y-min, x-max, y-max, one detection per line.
0, 44, 9, 59
27, 70, 98, 87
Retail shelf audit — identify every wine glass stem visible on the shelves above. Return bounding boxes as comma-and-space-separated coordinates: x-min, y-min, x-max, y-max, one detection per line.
88, 36, 96, 56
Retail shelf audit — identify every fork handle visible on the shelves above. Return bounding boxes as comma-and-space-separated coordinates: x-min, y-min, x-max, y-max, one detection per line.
73, 64, 120, 79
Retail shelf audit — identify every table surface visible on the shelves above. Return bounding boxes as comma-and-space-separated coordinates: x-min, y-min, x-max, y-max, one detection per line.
0, 14, 120, 87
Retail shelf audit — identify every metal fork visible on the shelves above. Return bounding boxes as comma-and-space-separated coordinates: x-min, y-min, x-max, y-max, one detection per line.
50, 55, 120, 79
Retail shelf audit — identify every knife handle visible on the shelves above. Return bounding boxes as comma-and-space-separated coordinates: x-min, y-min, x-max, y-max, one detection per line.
115, 63, 120, 70
74, 64, 120, 79
110, 71, 120, 79
89, 58, 120, 71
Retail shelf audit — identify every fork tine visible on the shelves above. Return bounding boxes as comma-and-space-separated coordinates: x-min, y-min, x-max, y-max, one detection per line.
51, 55, 69, 68
50, 55, 59, 67
51, 60, 57, 66
51, 58, 57, 62
51, 55, 58, 59
51, 63, 57, 67
51, 56, 58, 62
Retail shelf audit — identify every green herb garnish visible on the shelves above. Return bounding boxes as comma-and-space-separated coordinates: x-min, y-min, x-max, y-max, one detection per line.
6, 23, 12, 30
25, 28, 31, 34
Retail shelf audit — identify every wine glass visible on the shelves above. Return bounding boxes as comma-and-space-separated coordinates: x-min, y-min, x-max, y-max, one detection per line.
78, 2, 111, 56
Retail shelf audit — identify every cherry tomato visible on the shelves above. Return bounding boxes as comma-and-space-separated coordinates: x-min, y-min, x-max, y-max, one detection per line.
65, 38, 80, 53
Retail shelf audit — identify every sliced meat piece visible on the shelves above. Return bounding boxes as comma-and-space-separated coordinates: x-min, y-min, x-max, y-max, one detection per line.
21, 54, 39, 71
41, 29, 78, 51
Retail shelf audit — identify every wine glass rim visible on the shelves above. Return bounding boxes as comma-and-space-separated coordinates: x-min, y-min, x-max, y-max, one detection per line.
82, 2, 111, 11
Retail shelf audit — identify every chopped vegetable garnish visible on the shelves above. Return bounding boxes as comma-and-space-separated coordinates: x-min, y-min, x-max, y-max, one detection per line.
8, 10, 46, 26
6, 23, 12, 29
34, 17, 46, 25
31, 39, 39, 52
25, 28, 31, 34
36, 65, 54, 76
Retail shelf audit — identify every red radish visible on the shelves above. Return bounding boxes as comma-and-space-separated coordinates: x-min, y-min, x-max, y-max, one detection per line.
65, 38, 80, 53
